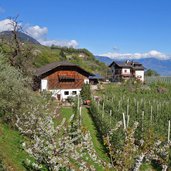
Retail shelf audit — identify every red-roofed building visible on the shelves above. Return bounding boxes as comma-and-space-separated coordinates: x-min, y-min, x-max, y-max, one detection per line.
34, 61, 94, 101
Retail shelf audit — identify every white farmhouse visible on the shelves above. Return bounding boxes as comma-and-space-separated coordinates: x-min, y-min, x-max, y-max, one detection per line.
34, 61, 94, 101
109, 60, 145, 82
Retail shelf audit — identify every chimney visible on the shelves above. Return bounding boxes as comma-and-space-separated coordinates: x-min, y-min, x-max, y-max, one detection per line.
126, 60, 129, 64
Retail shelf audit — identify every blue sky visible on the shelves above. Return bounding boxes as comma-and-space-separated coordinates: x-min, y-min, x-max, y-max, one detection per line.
0, 0, 171, 59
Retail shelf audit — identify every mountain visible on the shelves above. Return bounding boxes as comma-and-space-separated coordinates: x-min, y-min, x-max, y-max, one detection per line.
95, 56, 113, 65
0, 31, 40, 45
136, 58, 171, 76
95, 55, 171, 76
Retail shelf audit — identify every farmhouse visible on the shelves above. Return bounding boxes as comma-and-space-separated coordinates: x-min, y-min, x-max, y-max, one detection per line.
109, 60, 145, 82
34, 61, 94, 101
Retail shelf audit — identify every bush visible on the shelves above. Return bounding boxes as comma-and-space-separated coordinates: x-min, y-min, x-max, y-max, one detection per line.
80, 84, 91, 101
0, 53, 37, 124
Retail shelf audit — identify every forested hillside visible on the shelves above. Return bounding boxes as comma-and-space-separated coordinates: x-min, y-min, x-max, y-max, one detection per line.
0, 31, 108, 77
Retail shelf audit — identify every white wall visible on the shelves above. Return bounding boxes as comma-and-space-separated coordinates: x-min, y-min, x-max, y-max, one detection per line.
41, 79, 48, 91
135, 70, 144, 82
84, 79, 89, 84
40, 77, 89, 100
50, 89, 81, 101
121, 68, 131, 75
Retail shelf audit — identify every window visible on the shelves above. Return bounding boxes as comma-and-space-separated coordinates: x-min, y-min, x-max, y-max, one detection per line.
124, 70, 127, 73
64, 91, 69, 95
84, 79, 89, 84
72, 91, 77, 95
59, 75, 75, 82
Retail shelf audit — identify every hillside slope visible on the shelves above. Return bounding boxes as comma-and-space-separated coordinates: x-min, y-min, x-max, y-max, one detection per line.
33, 46, 108, 76
0, 121, 35, 170
0, 32, 108, 76
0, 31, 40, 45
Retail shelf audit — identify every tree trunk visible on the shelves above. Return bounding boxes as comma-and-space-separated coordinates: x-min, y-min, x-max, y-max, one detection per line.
162, 165, 168, 171
133, 154, 145, 171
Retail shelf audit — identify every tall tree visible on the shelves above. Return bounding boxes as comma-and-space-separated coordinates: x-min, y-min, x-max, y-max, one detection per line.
2, 16, 35, 76
145, 69, 159, 76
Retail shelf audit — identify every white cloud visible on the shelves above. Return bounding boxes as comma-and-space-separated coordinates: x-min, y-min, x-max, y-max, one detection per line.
25, 25, 79, 48
26, 25, 48, 40
40, 39, 79, 48
100, 50, 170, 60
0, 7, 5, 13
0, 19, 79, 48
0, 19, 14, 32
0, 19, 22, 32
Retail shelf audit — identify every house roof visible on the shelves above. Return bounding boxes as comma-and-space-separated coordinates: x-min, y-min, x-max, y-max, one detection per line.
89, 73, 104, 80
35, 61, 94, 77
109, 60, 145, 70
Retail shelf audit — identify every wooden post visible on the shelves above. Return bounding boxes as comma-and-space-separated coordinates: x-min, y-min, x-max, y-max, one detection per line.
97, 101, 99, 111
150, 106, 153, 123
77, 95, 80, 112
137, 101, 139, 114
102, 102, 105, 118
107, 133, 114, 167
123, 113, 126, 130
110, 110, 112, 126
168, 120, 170, 143
80, 106, 82, 117
127, 115, 130, 128
142, 111, 144, 131
79, 106, 82, 127
142, 111, 144, 120
127, 104, 129, 117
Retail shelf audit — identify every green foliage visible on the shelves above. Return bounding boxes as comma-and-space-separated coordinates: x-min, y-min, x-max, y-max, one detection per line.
67, 96, 75, 104
145, 76, 171, 84
33, 45, 108, 76
1, 38, 108, 76
0, 53, 35, 122
59, 50, 66, 59
50, 46, 94, 57
145, 69, 160, 76
60, 107, 109, 170
90, 83, 171, 169
0, 156, 6, 171
0, 121, 35, 171
80, 84, 91, 101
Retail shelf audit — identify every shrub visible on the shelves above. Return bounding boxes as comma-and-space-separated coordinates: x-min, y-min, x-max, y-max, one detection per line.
80, 84, 91, 101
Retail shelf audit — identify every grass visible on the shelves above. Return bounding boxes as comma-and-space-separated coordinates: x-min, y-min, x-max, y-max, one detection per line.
60, 107, 108, 160
0, 121, 34, 171
81, 107, 109, 162
60, 107, 74, 122
60, 107, 109, 170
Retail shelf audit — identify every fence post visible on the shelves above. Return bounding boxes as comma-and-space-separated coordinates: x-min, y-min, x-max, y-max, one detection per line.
168, 120, 170, 143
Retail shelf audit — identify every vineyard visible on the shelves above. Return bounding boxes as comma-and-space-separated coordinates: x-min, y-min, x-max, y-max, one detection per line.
89, 82, 171, 170
145, 76, 171, 84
